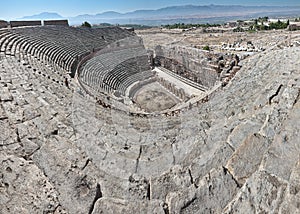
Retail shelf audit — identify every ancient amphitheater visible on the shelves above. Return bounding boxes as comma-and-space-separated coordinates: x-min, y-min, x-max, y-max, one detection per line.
0, 21, 300, 214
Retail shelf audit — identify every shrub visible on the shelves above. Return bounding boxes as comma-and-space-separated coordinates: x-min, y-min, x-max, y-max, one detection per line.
203, 45, 210, 51
233, 27, 245, 32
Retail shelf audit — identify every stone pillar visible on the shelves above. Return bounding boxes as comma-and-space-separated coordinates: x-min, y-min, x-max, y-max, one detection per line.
171, 84, 175, 94
179, 89, 184, 100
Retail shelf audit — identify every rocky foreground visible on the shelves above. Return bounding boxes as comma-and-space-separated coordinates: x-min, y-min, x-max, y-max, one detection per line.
0, 46, 300, 213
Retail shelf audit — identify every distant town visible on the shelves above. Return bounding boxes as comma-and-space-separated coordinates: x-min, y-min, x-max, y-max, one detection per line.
89, 16, 300, 32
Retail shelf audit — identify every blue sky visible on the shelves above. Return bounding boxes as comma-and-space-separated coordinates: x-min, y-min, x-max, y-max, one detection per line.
1, 0, 300, 20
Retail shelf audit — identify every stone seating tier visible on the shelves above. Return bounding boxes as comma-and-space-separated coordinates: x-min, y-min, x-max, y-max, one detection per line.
79, 46, 151, 96
0, 26, 135, 75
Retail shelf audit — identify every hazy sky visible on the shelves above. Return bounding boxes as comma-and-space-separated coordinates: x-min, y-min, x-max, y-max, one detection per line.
1, 0, 300, 20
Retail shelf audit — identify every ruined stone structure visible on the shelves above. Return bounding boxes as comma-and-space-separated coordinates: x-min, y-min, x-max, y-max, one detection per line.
153, 45, 242, 88
44, 20, 69, 26
154, 45, 220, 88
0, 20, 8, 28
0, 24, 299, 214
288, 24, 300, 31
10, 20, 42, 28
156, 76, 189, 100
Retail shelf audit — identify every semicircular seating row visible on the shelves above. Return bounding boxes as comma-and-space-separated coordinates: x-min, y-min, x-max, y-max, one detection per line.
79, 46, 154, 96
0, 26, 135, 73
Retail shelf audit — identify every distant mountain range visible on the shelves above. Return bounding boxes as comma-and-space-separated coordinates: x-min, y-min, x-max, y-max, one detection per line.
19, 5, 300, 26
21, 12, 63, 20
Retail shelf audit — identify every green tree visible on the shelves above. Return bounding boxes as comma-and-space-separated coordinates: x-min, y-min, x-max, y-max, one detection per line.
81, 21, 92, 28
233, 27, 244, 32
268, 20, 288, 30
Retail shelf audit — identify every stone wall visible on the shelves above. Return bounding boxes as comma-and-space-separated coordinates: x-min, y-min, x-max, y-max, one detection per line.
156, 77, 188, 100
154, 45, 220, 88
0, 20, 8, 28
44, 20, 69, 26
288, 24, 300, 31
10, 20, 42, 28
